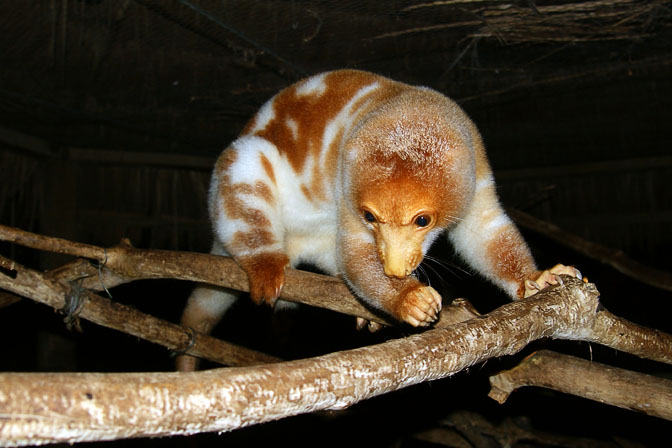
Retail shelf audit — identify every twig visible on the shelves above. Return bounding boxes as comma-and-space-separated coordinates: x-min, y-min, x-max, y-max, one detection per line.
489, 350, 672, 420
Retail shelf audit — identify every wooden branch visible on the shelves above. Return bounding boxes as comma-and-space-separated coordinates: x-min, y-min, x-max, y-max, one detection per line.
0, 225, 477, 368
0, 254, 279, 367
586, 309, 672, 364
489, 350, 672, 420
508, 208, 672, 293
0, 224, 474, 328
0, 277, 617, 444
2, 224, 670, 364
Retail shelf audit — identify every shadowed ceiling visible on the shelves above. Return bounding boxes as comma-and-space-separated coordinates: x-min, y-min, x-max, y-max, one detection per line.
1, 0, 670, 159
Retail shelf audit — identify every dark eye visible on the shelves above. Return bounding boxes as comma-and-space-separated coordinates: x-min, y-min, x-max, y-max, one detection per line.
415, 215, 430, 227
364, 211, 377, 223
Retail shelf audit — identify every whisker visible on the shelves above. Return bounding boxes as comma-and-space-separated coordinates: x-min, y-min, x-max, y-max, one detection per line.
423, 254, 474, 278
414, 264, 431, 287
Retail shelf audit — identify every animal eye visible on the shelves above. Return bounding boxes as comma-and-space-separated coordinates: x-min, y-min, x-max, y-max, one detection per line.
364, 211, 377, 223
415, 215, 430, 227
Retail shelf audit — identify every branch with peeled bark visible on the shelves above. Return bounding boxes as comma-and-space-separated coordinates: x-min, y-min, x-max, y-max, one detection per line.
489, 350, 672, 420
0, 276, 629, 446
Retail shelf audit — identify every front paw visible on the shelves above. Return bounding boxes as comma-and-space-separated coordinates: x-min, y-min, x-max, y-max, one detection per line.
524, 264, 582, 298
396, 285, 442, 327
238, 253, 289, 307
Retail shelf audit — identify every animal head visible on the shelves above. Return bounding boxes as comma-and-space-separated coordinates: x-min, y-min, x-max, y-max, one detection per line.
345, 89, 476, 279
356, 172, 444, 278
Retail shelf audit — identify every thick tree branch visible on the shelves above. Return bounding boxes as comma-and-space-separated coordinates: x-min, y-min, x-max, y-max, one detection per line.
489, 350, 672, 420
1, 277, 616, 445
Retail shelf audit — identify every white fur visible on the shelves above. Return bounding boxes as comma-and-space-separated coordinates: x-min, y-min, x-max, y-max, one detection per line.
295, 72, 328, 97
209, 137, 283, 256
448, 200, 520, 298
285, 117, 299, 141
247, 97, 276, 134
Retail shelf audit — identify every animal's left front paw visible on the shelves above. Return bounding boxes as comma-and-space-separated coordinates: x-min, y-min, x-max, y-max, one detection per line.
524, 264, 582, 298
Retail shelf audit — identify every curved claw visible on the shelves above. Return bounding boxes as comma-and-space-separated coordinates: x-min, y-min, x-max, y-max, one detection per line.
240, 253, 289, 307
397, 285, 442, 327
524, 264, 582, 298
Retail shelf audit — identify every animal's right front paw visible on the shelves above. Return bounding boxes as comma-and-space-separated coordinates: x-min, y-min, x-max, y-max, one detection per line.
239, 252, 289, 307
524, 264, 582, 298
396, 285, 442, 327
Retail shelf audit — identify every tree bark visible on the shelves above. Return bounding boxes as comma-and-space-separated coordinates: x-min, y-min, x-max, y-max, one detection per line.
489, 350, 672, 420
1, 276, 614, 446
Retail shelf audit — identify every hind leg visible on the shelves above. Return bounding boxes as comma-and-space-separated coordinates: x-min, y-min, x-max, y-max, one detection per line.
176, 284, 240, 371
176, 241, 241, 371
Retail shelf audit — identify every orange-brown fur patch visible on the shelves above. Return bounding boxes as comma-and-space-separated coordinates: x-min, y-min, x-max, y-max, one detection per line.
214, 148, 237, 178
216, 151, 276, 229
222, 184, 273, 225
300, 184, 312, 202
259, 153, 276, 185
355, 162, 457, 227
252, 70, 406, 202
237, 251, 290, 305
230, 228, 276, 251
486, 228, 537, 298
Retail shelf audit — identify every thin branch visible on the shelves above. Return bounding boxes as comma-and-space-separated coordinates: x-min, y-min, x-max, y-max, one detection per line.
0, 225, 478, 368
0, 224, 474, 328
489, 350, 672, 420
0, 224, 106, 261
0, 254, 279, 367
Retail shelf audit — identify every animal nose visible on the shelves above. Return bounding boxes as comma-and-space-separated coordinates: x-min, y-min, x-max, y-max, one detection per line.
383, 263, 410, 279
